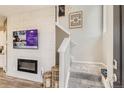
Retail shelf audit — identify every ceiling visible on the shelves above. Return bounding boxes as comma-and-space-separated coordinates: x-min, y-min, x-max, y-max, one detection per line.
0, 5, 52, 16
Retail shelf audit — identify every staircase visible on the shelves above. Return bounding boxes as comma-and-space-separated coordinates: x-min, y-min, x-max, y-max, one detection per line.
68, 62, 104, 88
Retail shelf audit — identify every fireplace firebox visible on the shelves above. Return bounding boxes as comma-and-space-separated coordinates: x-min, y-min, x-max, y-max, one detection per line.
18, 59, 37, 74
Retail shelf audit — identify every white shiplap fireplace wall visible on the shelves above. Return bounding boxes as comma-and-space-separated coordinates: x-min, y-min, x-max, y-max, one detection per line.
6, 6, 55, 82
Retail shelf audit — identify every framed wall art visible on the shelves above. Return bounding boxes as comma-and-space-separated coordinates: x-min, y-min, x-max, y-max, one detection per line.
69, 11, 83, 29
13, 29, 38, 49
58, 5, 65, 17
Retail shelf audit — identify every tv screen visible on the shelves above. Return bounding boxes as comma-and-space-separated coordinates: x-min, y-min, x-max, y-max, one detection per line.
13, 29, 38, 49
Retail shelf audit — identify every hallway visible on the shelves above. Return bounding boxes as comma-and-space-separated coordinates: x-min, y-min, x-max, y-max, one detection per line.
68, 63, 104, 88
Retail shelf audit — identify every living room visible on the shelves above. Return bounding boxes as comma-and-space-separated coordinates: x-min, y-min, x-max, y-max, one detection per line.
0, 5, 114, 88
0, 5, 55, 87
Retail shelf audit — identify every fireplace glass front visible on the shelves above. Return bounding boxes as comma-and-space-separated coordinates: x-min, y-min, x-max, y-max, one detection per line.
18, 59, 37, 74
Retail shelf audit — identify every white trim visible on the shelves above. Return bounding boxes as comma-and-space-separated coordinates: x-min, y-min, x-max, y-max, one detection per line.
56, 22, 70, 35
65, 67, 70, 88
59, 37, 70, 88
58, 38, 70, 53
72, 60, 107, 67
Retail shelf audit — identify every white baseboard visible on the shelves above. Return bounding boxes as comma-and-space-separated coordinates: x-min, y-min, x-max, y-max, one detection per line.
72, 60, 107, 68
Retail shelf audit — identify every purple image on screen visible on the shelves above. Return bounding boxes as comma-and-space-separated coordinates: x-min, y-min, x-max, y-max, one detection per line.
26, 29, 38, 47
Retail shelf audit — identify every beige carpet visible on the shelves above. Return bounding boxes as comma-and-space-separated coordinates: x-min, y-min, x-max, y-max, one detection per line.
0, 68, 42, 88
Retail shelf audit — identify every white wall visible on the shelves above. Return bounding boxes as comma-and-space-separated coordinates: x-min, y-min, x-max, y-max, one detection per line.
102, 5, 113, 87
58, 5, 103, 62
7, 6, 55, 82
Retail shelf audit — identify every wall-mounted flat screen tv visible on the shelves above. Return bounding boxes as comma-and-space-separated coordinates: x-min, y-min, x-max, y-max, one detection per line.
13, 29, 38, 49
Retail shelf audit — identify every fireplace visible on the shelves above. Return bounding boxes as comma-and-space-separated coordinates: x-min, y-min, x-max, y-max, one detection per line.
18, 59, 37, 74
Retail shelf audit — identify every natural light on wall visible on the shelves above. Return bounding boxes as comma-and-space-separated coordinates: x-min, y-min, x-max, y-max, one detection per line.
0, 16, 7, 31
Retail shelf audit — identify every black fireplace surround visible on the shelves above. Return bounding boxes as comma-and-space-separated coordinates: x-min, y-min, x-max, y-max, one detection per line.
18, 59, 38, 74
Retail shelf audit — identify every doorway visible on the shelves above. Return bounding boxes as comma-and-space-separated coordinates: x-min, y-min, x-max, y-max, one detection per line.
113, 5, 124, 88
0, 16, 7, 72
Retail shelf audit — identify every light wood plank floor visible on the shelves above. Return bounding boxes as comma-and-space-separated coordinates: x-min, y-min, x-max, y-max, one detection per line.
0, 68, 42, 88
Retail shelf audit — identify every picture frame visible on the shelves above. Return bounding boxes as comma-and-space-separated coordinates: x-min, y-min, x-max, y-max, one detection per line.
13, 29, 38, 49
69, 11, 83, 29
58, 5, 65, 17
0, 46, 4, 54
